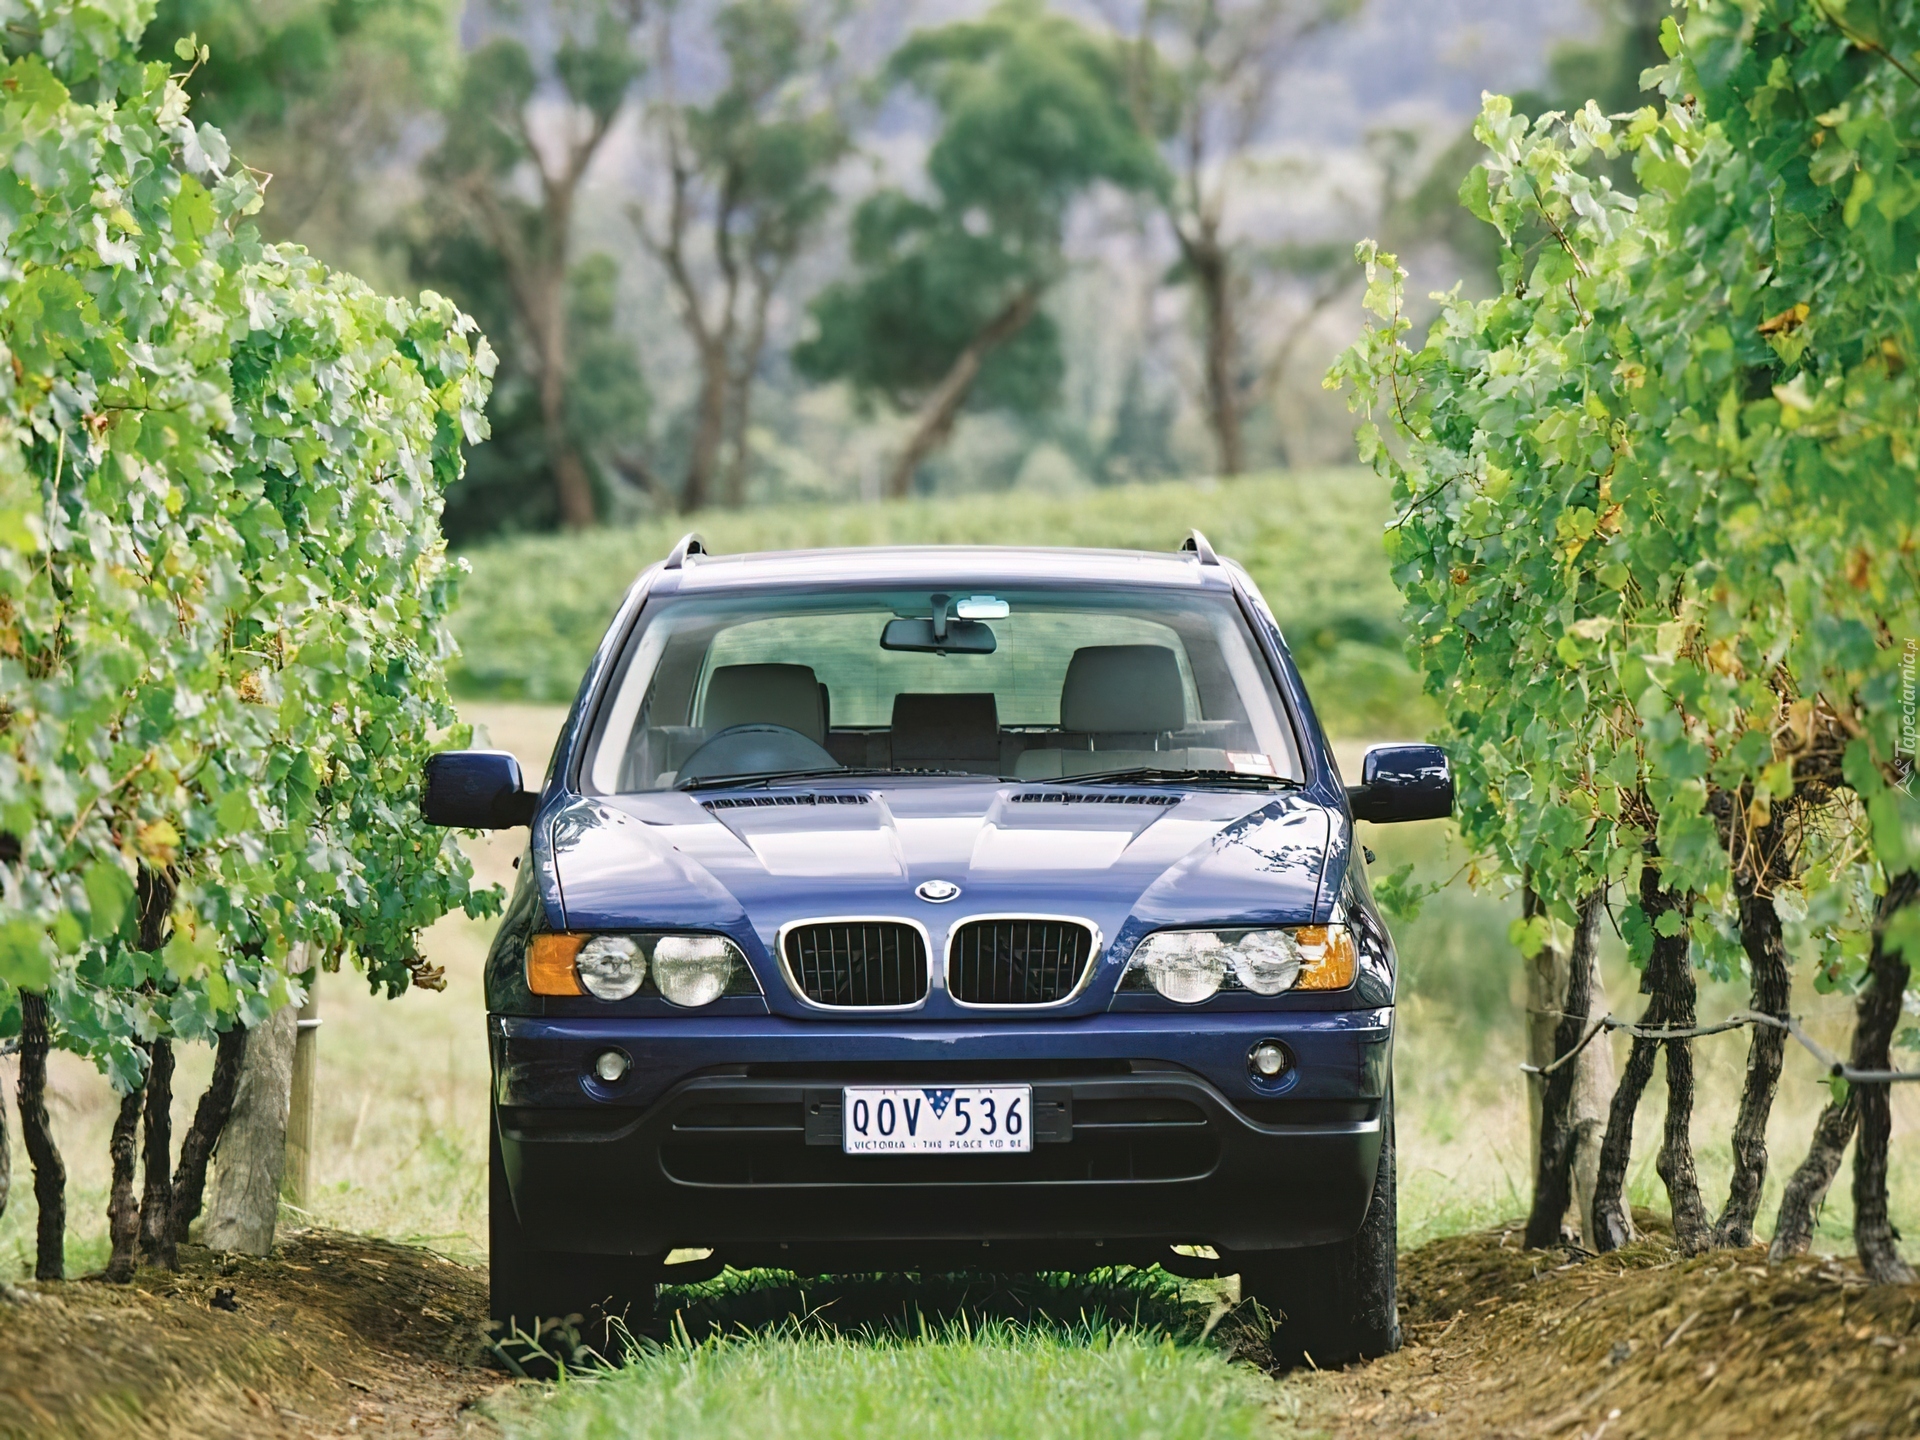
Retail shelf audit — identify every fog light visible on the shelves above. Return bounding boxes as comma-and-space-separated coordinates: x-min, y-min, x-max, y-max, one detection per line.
594, 1049, 630, 1083
1250, 1040, 1290, 1078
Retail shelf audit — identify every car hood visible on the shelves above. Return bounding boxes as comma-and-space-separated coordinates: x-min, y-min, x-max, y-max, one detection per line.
543, 781, 1336, 959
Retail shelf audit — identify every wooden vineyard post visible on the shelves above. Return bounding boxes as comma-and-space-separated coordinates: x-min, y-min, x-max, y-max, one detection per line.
285, 964, 320, 1209
205, 944, 310, 1254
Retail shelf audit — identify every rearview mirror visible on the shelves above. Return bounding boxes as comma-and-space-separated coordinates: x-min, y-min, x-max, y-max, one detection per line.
1347, 744, 1452, 824
422, 750, 539, 828
880, 617, 997, 654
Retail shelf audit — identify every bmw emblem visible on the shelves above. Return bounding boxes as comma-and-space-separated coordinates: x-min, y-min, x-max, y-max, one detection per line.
916, 879, 962, 903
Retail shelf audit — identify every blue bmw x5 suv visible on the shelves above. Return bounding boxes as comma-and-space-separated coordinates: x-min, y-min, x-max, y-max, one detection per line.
423, 529, 1451, 1366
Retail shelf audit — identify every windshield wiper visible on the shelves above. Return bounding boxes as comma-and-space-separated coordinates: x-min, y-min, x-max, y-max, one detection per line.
1037, 767, 1300, 791
678, 766, 977, 792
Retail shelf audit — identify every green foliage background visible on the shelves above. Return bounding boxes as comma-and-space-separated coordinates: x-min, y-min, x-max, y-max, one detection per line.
448, 469, 1428, 740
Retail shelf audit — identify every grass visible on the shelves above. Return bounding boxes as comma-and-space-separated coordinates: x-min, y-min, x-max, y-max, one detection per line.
500, 1320, 1277, 1440
450, 470, 1429, 739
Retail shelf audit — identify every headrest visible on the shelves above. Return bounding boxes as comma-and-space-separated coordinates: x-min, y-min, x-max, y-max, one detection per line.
1061, 645, 1186, 734
890, 692, 999, 763
702, 663, 826, 745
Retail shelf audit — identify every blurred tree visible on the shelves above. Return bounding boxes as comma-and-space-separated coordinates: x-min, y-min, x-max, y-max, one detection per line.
140, 0, 459, 285
410, 238, 650, 540
628, 0, 850, 512
1119, 0, 1357, 478
795, 0, 1164, 497
419, 0, 649, 531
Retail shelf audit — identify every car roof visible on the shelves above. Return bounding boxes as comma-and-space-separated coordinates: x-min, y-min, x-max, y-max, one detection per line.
657, 544, 1232, 593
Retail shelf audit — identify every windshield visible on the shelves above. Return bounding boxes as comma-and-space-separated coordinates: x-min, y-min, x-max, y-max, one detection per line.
580, 586, 1302, 793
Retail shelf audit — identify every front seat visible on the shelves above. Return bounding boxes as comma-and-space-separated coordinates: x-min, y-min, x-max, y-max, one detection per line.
1016, 645, 1187, 778
700, 663, 827, 745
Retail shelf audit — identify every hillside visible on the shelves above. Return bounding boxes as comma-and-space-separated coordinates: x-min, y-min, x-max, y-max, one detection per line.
449, 471, 1427, 738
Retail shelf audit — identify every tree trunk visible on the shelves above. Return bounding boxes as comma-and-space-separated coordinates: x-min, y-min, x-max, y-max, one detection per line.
138, 1038, 177, 1270
719, 272, 777, 509
17, 992, 65, 1281
1853, 870, 1918, 1284
683, 335, 730, 514
105, 1067, 146, 1283
1769, 1092, 1858, 1261
885, 287, 1042, 499
1713, 886, 1792, 1248
1180, 229, 1243, 478
169, 1025, 249, 1243
205, 1004, 298, 1255
538, 320, 596, 531
1525, 891, 1603, 1249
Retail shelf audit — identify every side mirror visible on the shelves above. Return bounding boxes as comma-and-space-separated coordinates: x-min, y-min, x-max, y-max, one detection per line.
422, 750, 539, 829
1347, 744, 1453, 824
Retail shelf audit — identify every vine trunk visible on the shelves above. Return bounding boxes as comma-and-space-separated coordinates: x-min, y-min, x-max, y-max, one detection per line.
1770, 1093, 1859, 1261
0, 1056, 10, 1222
169, 1025, 250, 1243
1714, 874, 1792, 1248
139, 1038, 177, 1270
105, 1065, 146, 1283
1524, 891, 1603, 1249
1591, 854, 1709, 1253
17, 992, 65, 1280
1853, 871, 1919, 1284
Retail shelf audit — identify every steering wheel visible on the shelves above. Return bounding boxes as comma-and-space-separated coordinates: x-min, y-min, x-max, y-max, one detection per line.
677, 723, 842, 784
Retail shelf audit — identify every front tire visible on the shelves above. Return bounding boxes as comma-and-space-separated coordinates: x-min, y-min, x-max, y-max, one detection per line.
489, 1112, 658, 1363
1239, 1090, 1398, 1370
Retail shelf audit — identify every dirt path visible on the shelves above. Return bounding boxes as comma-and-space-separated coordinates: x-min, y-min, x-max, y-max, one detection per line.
0, 1231, 504, 1439
5, 1226, 1917, 1439
1287, 1226, 1920, 1439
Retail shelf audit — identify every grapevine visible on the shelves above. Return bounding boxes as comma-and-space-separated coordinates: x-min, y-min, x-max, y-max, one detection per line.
1331, 0, 1920, 1273
0, 0, 497, 1274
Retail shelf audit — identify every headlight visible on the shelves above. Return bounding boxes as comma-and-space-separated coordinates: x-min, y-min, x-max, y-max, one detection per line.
577, 935, 645, 1000
527, 932, 760, 1005
1121, 925, 1356, 1003
652, 935, 742, 1007
1230, 931, 1303, 995
1126, 930, 1228, 1003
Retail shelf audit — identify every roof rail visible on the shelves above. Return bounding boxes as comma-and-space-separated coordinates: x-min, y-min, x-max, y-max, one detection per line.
664, 532, 707, 570
1181, 529, 1219, 565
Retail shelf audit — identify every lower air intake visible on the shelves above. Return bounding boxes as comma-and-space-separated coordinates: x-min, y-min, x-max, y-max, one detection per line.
948, 920, 1095, 1005
784, 922, 928, 1007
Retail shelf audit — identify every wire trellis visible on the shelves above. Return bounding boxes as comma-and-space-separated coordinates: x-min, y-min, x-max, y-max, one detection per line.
1521, 1008, 1920, 1085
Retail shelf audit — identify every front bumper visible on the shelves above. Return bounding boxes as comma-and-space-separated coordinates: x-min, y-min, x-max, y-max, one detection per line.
492, 1010, 1391, 1263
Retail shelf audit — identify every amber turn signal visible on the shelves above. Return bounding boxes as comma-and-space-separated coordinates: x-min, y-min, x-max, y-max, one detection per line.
1292, 925, 1357, 990
527, 933, 587, 996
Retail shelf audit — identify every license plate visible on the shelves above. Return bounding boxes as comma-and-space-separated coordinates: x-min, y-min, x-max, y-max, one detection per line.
841, 1085, 1033, 1154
